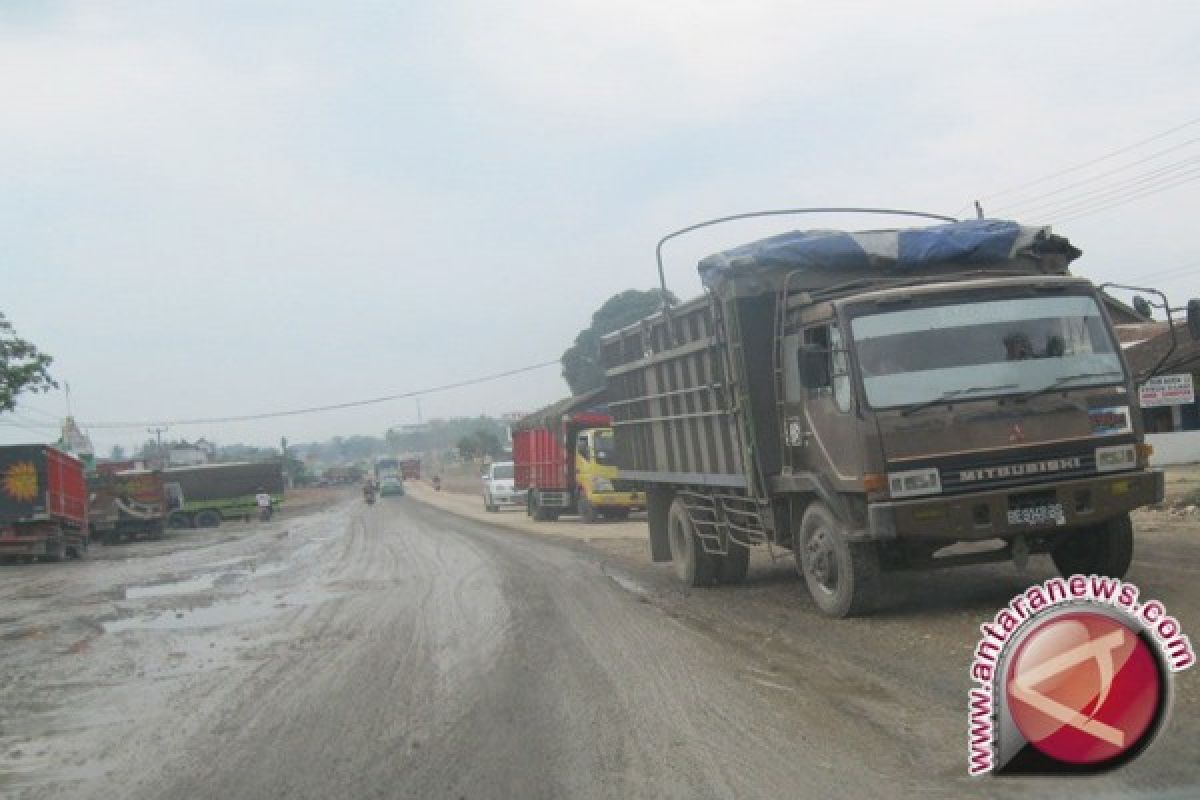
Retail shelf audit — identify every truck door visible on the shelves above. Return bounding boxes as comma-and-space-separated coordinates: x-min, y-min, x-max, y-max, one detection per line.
787, 322, 865, 490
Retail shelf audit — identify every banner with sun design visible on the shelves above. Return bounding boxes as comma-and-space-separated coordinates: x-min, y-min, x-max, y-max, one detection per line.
3, 461, 40, 503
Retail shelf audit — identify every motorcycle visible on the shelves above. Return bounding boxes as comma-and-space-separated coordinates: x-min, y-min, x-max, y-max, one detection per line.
259, 505, 273, 521
364, 486, 377, 505
432, 476, 442, 491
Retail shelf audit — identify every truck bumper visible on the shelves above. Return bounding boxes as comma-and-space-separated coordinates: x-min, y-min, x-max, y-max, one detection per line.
865, 469, 1163, 543
0, 536, 50, 556
590, 491, 644, 510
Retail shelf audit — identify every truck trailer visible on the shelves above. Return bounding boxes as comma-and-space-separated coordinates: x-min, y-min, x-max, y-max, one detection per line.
88, 468, 167, 544
512, 390, 644, 522
601, 213, 1197, 616
163, 461, 285, 528
0, 444, 89, 560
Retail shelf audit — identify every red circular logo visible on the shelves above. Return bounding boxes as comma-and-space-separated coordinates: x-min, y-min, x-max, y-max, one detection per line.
1006, 610, 1162, 765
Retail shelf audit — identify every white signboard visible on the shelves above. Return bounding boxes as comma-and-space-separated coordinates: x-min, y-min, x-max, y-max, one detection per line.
1139, 373, 1195, 408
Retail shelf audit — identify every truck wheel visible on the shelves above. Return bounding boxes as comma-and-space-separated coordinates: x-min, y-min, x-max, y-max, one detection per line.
150, 524, 166, 541
608, 508, 630, 521
1051, 514, 1134, 579
797, 502, 879, 617
579, 496, 597, 524
718, 542, 750, 585
667, 498, 717, 587
484, 494, 497, 512
42, 537, 65, 563
194, 510, 222, 528
168, 512, 193, 529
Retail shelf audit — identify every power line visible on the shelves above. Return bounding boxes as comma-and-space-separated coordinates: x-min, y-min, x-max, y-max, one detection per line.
82, 358, 562, 430
1015, 160, 1200, 221
969, 115, 1200, 209
991, 141, 1200, 215
1052, 170, 1200, 224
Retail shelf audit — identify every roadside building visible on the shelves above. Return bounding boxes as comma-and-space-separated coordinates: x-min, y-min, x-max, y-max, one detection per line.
1118, 320, 1200, 464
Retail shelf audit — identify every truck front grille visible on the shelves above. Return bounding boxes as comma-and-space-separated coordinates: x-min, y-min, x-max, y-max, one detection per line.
938, 452, 1096, 494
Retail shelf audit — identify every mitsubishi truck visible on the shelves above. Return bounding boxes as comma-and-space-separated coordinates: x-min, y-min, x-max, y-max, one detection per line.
600, 211, 1199, 616
88, 467, 167, 544
512, 391, 644, 522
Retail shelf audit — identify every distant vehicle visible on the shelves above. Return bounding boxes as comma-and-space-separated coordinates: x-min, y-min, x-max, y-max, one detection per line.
379, 475, 405, 497
511, 393, 642, 521
163, 461, 285, 528
400, 458, 421, 481
482, 461, 524, 512
601, 212, 1199, 616
88, 468, 167, 544
0, 444, 89, 561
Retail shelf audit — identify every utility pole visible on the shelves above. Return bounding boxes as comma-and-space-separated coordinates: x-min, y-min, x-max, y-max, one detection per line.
147, 426, 168, 467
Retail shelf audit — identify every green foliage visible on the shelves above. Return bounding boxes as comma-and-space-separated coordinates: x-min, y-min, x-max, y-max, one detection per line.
561, 289, 675, 395
0, 312, 57, 413
455, 429, 504, 461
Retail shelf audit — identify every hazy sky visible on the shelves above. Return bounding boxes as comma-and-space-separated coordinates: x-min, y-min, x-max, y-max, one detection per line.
3, 1, 1199, 454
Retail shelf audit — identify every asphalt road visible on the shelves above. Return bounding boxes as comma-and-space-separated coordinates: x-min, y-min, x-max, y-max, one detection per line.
1, 493, 1197, 799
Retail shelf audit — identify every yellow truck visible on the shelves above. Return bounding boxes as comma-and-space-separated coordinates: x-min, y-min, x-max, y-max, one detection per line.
573, 426, 643, 522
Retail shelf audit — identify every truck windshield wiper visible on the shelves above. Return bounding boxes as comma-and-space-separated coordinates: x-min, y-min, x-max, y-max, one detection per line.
900, 384, 1019, 416
1017, 370, 1122, 402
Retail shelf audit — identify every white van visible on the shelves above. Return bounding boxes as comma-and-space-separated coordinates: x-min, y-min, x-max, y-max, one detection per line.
482, 461, 525, 512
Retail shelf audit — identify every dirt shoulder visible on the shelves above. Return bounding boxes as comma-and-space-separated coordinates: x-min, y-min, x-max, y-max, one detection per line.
405, 481, 645, 542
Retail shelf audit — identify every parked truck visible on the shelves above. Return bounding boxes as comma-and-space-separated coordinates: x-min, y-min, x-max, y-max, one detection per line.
163, 461, 285, 528
373, 458, 405, 496
600, 212, 1199, 616
88, 468, 167, 544
400, 458, 421, 481
512, 390, 644, 522
0, 444, 89, 560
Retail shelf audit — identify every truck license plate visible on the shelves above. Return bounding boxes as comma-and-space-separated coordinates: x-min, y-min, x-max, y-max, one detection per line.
1007, 503, 1065, 527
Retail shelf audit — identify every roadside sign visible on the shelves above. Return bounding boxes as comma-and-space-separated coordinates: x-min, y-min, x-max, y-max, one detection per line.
1138, 373, 1195, 407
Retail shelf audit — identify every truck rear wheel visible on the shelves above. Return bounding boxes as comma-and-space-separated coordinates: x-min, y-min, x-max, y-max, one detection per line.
1051, 514, 1133, 579
667, 498, 717, 587
796, 502, 879, 618
579, 496, 597, 524
718, 543, 750, 585
168, 512, 193, 529
42, 536, 65, 563
194, 510, 222, 528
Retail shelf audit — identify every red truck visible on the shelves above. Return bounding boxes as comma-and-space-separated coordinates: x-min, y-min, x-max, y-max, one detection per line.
513, 389, 643, 522
88, 468, 167, 544
400, 458, 421, 481
0, 444, 89, 561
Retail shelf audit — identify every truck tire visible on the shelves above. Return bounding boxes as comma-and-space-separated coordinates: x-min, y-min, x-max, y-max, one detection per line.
1051, 514, 1134, 579
194, 510, 222, 528
796, 502, 880, 618
667, 498, 717, 587
42, 536, 65, 563
606, 508, 630, 521
718, 542, 750, 585
484, 494, 497, 512
168, 512, 193, 529
579, 495, 597, 524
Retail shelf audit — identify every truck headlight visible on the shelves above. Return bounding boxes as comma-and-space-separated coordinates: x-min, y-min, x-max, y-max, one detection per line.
591, 477, 614, 492
886, 467, 941, 499
1095, 444, 1136, 473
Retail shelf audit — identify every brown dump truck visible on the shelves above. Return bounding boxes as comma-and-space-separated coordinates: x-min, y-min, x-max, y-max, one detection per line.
601, 212, 1199, 617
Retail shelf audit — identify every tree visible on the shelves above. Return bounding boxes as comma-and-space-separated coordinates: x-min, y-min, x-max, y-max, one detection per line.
110, 445, 126, 461
457, 435, 480, 461
561, 289, 675, 395
0, 312, 57, 413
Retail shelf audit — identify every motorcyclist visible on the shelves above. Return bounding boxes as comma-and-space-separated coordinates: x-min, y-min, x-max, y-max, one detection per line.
363, 479, 377, 503
255, 487, 273, 521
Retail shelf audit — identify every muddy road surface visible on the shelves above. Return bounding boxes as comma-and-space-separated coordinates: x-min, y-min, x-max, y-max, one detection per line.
2, 493, 1197, 799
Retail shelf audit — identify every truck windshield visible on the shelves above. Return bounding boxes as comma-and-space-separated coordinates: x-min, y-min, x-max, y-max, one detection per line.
849, 295, 1123, 410
493, 464, 513, 480
593, 431, 617, 465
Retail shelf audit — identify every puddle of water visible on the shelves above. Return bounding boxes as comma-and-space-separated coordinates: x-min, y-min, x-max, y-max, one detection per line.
104, 588, 335, 634
606, 570, 650, 597
123, 563, 288, 600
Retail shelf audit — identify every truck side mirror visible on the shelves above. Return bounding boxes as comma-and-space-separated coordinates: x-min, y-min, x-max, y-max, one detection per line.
1188, 298, 1200, 340
798, 344, 830, 388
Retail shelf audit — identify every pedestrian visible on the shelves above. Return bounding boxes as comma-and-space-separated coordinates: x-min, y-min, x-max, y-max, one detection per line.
255, 487, 273, 521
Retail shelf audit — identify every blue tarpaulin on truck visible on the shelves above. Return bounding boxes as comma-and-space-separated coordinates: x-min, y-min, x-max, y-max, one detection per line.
697, 219, 1078, 292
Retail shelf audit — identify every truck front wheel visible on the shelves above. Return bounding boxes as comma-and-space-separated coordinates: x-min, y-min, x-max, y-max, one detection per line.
168, 512, 193, 529
797, 502, 880, 618
667, 498, 717, 587
194, 510, 222, 528
578, 495, 597, 524
1051, 514, 1133, 579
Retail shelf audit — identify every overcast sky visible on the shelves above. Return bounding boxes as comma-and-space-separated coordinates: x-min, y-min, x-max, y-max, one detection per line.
3, 1, 1198, 454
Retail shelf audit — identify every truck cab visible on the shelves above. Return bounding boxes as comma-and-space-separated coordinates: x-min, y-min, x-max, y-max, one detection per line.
573, 427, 643, 522
784, 275, 1161, 586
